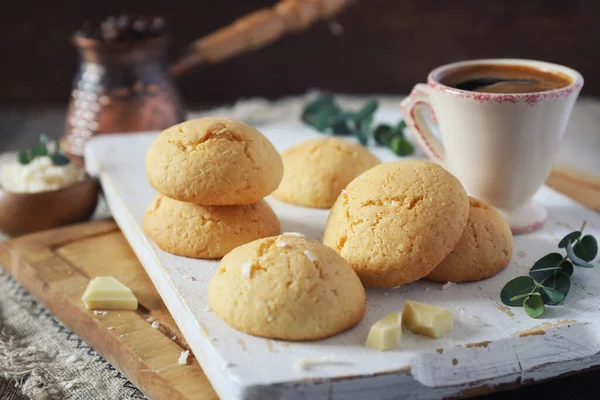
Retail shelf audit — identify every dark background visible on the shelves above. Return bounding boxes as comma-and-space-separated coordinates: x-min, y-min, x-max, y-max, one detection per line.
0, 0, 598, 107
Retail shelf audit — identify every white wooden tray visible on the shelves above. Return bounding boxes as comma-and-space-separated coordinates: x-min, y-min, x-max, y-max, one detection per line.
85, 109, 600, 400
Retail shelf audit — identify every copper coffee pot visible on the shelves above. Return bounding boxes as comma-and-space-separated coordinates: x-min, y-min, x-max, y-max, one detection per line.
62, 0, 353, 162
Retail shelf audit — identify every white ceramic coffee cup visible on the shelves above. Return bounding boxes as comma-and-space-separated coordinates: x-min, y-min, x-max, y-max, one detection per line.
400, 59, 583, 234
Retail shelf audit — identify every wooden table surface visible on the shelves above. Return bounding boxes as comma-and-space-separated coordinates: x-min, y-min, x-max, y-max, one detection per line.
1, 104, 599, 400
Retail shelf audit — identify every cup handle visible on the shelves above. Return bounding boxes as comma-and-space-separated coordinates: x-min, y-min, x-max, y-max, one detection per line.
400, 84, 445, 164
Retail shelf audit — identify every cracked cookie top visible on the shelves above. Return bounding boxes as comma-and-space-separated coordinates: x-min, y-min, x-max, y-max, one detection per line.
271, 137, 381, 209
208, 234, 366, 340
145, 118, 283, 205
323, 160, 470, 288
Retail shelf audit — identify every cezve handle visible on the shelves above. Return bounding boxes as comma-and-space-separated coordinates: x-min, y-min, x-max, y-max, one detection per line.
171, 0, 352, 76
399, 83, 446, 164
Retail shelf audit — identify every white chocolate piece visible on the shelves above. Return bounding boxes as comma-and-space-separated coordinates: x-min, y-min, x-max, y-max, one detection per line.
178, 350, 189, 365
81, 276, 138, 311
365, 312, 402, 351
402, 301, 453, 338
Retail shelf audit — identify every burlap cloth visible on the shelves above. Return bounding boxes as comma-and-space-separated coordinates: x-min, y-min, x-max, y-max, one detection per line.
1, 93, 599, 399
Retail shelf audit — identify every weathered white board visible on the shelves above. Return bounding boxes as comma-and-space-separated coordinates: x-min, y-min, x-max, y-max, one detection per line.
85, 108, 600, 400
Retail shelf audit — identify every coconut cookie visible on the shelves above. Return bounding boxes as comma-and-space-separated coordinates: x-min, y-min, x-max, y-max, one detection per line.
323, 160, 469, 288
426, 197, 513, 283
143, 194, 280, 259
145, 118, 283, 205
208, 235, 366, 340
272, 138, 380, 208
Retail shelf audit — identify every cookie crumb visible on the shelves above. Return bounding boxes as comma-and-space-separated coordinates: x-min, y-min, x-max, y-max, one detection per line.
293, 356, 340, 371
178, 350, 189, 365
441, 282, 456, 290
303, 250, 318, 262
241, 262, 254, 278
183, 275, 197, 281
65, 353, 82, 364
283, 232, 305, 237
151, 321, 160, 329
222, 361, 234, 371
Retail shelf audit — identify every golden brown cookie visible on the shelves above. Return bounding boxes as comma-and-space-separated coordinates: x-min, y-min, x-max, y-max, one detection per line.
143, 194, 280, 259
271, 138, 380, 208
145, 118, 283, 205
208, 234, 366, 340
322, 160, 470, 288
426, 197, 513, 283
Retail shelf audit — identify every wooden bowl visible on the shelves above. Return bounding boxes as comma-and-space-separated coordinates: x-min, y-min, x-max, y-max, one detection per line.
0, 175, 99, 237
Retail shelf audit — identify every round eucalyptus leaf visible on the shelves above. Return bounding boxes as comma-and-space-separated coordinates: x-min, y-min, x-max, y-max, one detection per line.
374, 124, 394, 145
51, 154, 71, 166
18, 150, 31, 165
538, 271, 570, 305
574, 235, 598, 262
355, 100, 378, 121
529, 253, 571, 280
567, 242, 595, 268
558, 231, 581, 249
389, 136, 414, 156
500, 276, 536, 307
524, 295, 545, 318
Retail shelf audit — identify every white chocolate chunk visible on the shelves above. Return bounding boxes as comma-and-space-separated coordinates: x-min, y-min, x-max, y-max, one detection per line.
241, 262, 254, 278
81, 276, 138, 311
178, 350, 189, 365
283, 232, 305, 237
303, 250, 318, 262
365, 312, 402, 351
402, 301, 453, 338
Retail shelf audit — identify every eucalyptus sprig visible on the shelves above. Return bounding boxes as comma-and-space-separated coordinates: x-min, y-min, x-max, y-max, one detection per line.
18, 134, 70, 166
500, 221, 598, 318
301, 94, 414, 155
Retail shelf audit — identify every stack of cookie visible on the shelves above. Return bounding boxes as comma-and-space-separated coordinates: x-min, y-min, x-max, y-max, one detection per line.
143, 118, 284, 259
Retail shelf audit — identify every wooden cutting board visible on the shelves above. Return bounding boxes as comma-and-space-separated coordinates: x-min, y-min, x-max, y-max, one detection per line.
0, 164, 597, 400
0, 219, 218, 400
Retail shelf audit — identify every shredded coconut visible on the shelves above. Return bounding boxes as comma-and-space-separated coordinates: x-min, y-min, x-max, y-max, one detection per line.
383, 292, 389, 297
266, 315, 274, 323
204, 306, 212, 312
303, 250, 318, 262
151, 321, 160, 329
171, 335, 177, 341
93, 310, 108, 316
441, 281, 456, 290
275, 241, 289, 248
107, 326, 115, 330
241, 262, 254, 278
283, 232, 305, 237
0, 156, 86, 193
178, 350, 189, 365
146, 317, 155, 323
